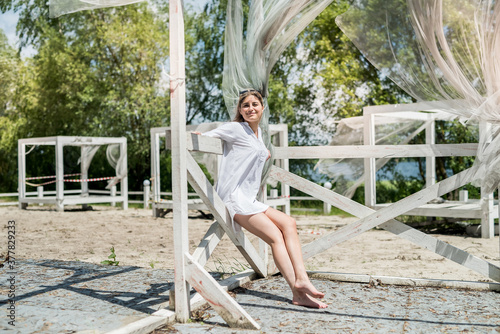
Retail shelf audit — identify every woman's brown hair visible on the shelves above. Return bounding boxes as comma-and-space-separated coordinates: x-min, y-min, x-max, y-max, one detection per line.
233, 90, 264, 122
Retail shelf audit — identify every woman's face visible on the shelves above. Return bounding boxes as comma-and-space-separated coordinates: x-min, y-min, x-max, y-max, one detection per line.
239, 95, 264, 124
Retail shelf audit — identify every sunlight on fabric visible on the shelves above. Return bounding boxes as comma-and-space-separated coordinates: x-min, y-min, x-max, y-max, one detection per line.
336, 0, 500, 192
49, 0, 146, 17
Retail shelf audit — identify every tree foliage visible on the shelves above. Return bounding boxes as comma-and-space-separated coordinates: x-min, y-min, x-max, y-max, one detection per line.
0, 29, 27, 191
1, 2, 170, 191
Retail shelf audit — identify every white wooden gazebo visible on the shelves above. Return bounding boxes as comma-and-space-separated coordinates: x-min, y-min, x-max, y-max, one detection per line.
18, 136, 128, 211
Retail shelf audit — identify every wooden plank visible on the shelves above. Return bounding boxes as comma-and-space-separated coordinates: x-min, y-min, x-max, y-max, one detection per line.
363, 100, 466, 115
272, 144, 478, 160
55, 137, 64, 212
364, 112, 376, 207
269, 166, 500, 282
179, 269, 259, 312
308, 271, 500, 291
63, 196, 126, 205
151, 130, 161, 205
425, 114, 436, 187
120, 140, 128, 210
18, 141, 26, 209
373, 202, 498, 219
169, 0, 190, 322
184, 253, 260, 330
187, 133, 223, 155
192, 221, 225, 267
106, 311, 175, 334
186, 153, 267, 277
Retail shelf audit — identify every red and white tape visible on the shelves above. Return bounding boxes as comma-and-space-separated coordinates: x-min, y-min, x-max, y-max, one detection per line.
64, 176, 115, 183
25, 176, 116, 187
25, 173, 81, 180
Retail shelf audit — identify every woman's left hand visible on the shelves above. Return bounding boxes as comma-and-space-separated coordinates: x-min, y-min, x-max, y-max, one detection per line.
267, 150, 271, 161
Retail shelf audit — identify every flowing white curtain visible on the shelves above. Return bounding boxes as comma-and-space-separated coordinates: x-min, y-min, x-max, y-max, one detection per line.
49, 0, 146, 17
336, 0, 500, 192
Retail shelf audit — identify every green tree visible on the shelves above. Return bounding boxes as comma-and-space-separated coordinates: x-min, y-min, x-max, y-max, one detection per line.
2, 2, 171, 191
0, 29, 28, 192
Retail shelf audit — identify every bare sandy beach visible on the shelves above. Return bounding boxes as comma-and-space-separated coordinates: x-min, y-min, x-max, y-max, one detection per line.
1, 205, 498, 283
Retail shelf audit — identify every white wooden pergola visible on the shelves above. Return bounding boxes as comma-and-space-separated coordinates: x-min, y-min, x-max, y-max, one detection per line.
17, 136, 128, 212
169, 0, 499, 329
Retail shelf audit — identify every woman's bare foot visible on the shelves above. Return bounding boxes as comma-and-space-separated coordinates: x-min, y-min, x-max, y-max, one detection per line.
292, 291, 328, 309
294, 279, 325, 299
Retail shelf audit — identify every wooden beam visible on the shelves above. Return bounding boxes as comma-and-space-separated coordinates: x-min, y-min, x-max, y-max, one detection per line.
269, 166, 500, 282
169, 0, 190, 322
187, 133, 223, 154
186, 153, 267, 277
272, 144, 478, 160
363, 100, 466, 115
192, 221, 225, 267
184, 253, 260, 329
17, 141, 26, 209
55, 137, 64, 212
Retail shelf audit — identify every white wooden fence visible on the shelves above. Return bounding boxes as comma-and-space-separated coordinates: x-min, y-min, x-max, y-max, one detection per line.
0, 185, 147, 209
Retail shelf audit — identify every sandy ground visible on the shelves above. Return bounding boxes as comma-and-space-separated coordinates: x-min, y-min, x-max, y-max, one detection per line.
1, 205, 499, 283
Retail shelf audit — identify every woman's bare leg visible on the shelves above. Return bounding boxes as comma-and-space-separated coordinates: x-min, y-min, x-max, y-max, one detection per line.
234, 211, 327, 308
263, 207, 325, 299
234, 213, 297, 289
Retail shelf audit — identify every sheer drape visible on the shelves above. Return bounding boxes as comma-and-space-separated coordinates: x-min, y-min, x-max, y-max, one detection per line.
336, 0, 500, 192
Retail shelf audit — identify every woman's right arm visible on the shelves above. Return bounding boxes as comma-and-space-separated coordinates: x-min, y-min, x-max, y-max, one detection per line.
195, 123, 238, 143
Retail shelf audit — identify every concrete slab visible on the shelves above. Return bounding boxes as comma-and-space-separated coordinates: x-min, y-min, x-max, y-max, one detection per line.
165, 275, 500, 334
1, 259, 499, 333
0, 259, 174, 333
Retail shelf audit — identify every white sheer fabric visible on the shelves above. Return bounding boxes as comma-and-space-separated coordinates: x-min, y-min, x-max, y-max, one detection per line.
49, 0, 146, 17
106, 144, 127, 189
77, 144, 126, 189
222, 0, 334, 185
315, 111, 460, 198
336, 0, 500, 192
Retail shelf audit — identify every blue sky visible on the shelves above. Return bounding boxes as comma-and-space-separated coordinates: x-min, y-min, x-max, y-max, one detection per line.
0, 10, 20, 48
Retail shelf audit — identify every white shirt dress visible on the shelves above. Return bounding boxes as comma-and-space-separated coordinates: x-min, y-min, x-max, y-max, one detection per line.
203, 122, 269, 232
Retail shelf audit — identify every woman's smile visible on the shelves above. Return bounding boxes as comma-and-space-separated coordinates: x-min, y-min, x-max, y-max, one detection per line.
240, 95, 263, 125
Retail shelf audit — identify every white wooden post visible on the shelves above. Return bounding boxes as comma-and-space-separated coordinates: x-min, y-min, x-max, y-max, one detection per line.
269, 188, 277, 209
143, 179, 150, 209
81, 146, 90, 210
425, 113, 436, 188
55, 137, 64, 212
363, 110, 376, 207
323, 182, 332, 214
18, 141, 26, 209
459, 189, 468, 202
37, 186, 44, 206
120, 140, 128, 210
278, 124, 290, 215
110, 185, 116, 207
479, 122, 494, 238
151, 130, 162, 212
81, 146, 89, 197
170, 0, 190, 323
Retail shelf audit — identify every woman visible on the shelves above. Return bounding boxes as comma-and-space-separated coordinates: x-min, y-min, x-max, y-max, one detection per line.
198, 90, 327, 309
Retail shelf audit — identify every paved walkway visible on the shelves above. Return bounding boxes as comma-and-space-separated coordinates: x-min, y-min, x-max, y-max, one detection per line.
1, 259, 499, 333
